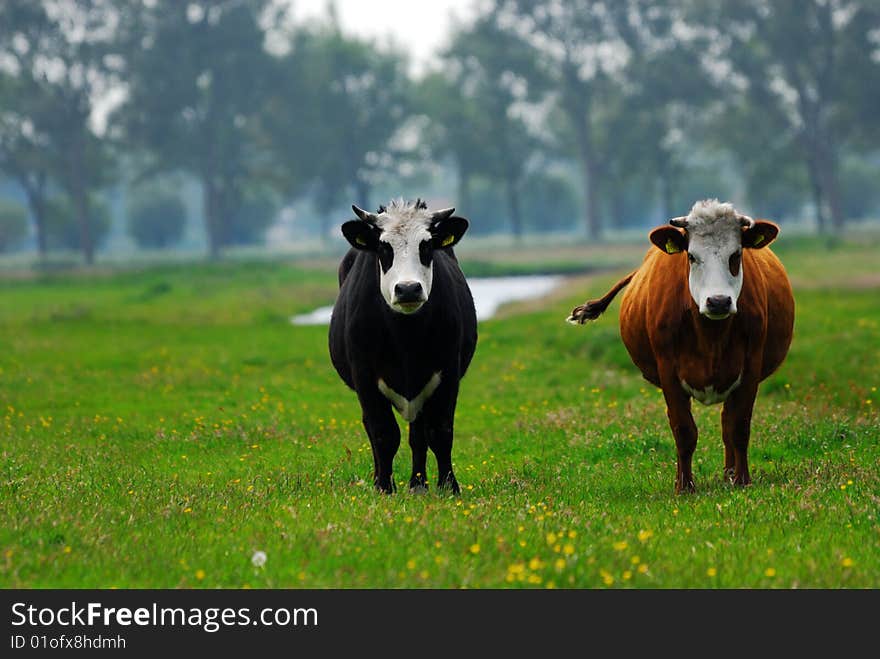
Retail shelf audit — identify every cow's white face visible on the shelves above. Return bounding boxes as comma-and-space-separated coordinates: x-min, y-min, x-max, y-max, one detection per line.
685, 223, 744, 319
375, 219, 434, 314
650, 199, 779, 321
341, 200, 469, 315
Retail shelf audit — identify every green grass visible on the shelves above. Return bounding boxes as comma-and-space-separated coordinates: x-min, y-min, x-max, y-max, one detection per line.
1, 239, 878, 589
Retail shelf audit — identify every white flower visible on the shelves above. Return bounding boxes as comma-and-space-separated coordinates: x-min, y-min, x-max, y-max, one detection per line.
251, 550, 267, 568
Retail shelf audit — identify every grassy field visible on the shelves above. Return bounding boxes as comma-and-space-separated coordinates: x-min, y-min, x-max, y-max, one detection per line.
0, 234, 878, 589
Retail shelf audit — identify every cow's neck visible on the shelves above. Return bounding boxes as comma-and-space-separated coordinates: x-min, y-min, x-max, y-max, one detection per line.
685, 303, 737, 348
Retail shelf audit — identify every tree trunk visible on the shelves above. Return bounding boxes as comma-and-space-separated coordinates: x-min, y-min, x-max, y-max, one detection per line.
817, 138, 844, 230
66, 130, 94, 265
569, 105, 601, 240
505, 175, 523, 241
805, 154, 827, 233
21, 173, 48, 260
29, 191, 48, 259
203, 176, 222, 260
583, 152, 601, 240
73, 188, 92, 265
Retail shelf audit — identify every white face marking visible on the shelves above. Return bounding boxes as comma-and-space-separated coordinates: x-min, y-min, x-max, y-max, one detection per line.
683, 201, 745, 319
681, 374, 742, 406
377, 372, 442, 422
375, 205, 435, 314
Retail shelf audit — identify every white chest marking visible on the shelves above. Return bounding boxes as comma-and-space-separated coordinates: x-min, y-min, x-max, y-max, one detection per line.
378, 372, 442, 422
681, 373, 742, 406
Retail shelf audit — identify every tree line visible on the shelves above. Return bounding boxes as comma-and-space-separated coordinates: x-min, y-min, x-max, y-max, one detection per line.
1, 0, 879, 263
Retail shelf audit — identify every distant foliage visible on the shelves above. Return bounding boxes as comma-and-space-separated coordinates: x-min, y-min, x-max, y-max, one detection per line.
45, 197, 111, 251
840, 158, 880, 221
465, 181, 508, 236
2, 0, 879, 256
522, 172, 580, 232
224, 190, 278, 246
0, 200, 29, 252
128, 193, 187, 249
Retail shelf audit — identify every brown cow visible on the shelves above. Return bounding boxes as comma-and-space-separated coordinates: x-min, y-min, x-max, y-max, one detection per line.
568, 199, 795, 493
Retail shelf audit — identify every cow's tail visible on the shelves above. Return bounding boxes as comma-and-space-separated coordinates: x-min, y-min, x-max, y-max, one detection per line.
566, 271, 636, 325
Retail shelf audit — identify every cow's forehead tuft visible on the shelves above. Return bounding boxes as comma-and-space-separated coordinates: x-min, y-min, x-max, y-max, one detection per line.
686, 199, 741, 238
376, 199, 433, 242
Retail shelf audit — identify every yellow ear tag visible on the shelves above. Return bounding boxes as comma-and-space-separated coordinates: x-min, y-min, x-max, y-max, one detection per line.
441, 234, 455, 247
355, 236, 366, 246
665, 239, 681, 254
752, 233, 765, 246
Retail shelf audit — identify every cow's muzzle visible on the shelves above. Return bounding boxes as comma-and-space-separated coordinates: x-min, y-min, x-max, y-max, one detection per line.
393, 281, 426, 313
703, 295, 733, 320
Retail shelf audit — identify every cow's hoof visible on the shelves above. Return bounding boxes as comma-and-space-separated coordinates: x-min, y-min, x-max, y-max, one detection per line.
409, 477, 428, 494
723, 467, 735, 482
438, 475, 461, 495
674, 480, 696, 495
374, 480, 395, 494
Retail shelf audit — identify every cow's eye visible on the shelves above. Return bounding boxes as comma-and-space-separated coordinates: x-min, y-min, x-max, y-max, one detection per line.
729, 251, 742, 277
418, 240, 433, 267
687, 253, 697, 264
377, 242, 394, 273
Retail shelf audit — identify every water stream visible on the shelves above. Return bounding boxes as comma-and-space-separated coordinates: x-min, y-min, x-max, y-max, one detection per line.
291, 274, 565, 325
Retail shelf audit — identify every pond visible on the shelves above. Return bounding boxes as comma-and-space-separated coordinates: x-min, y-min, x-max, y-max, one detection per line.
291, 274, 565, 325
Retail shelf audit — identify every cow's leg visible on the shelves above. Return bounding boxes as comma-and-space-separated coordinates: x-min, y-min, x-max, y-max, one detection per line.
722, 381, 758, 486
408, 418, 429, 492
722, 444, 736, 482
423, 384, 460, 495
428, 419, 459, 494
358, 391, 400, 494
660, 377, 698, 494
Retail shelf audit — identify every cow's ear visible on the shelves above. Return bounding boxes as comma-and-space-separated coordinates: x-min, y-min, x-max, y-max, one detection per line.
742, 220, 779, 249
650, 226, 688, 255
431, 216, 469, 249
341, 221, 379, 250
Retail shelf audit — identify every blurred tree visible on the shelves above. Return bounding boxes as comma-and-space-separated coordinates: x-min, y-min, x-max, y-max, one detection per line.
45, 194, 111, 251
704, 95, 810, 222
439, 9, 544, 240
414, 72, 493, 217
688, 0, 880, 231
262, 14, 411, 239
496, 0, 715, 234
839, 156, 880, 222
0, 0, 119, 264
127, 189, 187, 249
0, 199, 29, 252
114, 0, 274, 259
495, 0, 630, 238
0, 72, 53, 259
607, 1, 719, 220
465, 179, 509, 236
225, 185, 278, 246
521, 169, 580, 232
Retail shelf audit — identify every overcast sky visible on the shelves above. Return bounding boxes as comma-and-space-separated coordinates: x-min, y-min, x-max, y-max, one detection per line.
290, 0, 478, 73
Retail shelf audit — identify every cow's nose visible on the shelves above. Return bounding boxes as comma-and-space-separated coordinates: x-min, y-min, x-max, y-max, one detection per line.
394, 281, 424, 303
706, 295, 732, 314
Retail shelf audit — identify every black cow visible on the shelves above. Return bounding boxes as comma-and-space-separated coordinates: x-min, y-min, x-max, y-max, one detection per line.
329, 199, 477, 494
